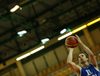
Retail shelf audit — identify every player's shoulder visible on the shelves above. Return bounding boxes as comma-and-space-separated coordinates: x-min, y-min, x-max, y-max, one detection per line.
90, 63, 99, 71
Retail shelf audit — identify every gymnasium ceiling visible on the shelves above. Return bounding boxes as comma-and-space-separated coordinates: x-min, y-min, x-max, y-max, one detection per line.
0, 0, 100, 64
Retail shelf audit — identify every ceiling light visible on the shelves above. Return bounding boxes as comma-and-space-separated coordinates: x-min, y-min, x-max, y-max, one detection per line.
41, 38, 50, 44
87, 18, 100, 26
17, 30, 27, 37
10, 5, 20, 12
60, 28, 67, 34
58, 32, 72, 41
16, 53, 31, 61
72, 25, 87, 34
30, 46, 45, 54
16, 46, 45, 61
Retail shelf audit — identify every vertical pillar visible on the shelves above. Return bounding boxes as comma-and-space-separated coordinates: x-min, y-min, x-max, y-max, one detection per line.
83, 28, 95, 47
16, 61, 26, 76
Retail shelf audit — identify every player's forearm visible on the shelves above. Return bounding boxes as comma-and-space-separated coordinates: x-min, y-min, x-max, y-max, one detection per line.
67, 49, 73, 63
75, 35, 93, 56
79, 42, 93, 56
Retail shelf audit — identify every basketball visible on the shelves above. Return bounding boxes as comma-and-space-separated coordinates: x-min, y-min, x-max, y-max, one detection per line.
65, 36, 78, 48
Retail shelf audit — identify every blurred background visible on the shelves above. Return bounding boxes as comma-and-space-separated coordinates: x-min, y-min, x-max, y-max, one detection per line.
0, 0, 100, 76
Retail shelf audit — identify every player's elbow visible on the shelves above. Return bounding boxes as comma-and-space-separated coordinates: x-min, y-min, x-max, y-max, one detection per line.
89, 52, 94, 57
88, 50, 94, 56
67, 61, 73, 65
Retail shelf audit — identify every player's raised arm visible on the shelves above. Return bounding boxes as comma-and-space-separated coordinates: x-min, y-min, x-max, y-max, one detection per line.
67, 48, 81, 75
67, 48, 73, 63
75, 34, 98, 69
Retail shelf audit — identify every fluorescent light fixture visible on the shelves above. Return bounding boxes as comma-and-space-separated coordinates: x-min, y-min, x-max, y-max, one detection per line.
17, 30, 27, 37
72, 25, 87, 34
60, 28, 67, 34
30, 46, 45, 54
16, 53, 31, 61
41, 38, 50, 44
87, 18, 100, 26
16, 46, 45, 61
58, 32, 72, 41
10, 5, 20, 12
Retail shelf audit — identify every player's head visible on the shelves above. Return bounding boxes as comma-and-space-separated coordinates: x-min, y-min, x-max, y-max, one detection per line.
78, 52, 89, 64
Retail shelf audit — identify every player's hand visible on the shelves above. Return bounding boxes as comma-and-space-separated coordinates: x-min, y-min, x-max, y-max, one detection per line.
75, 34, 82, 44
68, 48, 75, 51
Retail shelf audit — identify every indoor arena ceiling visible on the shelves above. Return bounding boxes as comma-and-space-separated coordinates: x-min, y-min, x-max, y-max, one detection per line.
0, 0, 100, 64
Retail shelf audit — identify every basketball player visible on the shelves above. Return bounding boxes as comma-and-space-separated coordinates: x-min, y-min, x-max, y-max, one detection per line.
67, 35, 100, 76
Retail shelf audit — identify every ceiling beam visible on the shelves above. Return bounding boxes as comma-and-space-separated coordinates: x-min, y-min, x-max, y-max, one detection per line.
4, 44, 18, 51
52, 0, 91, 18
9, 16, 22, 52
38, 1, 52, 8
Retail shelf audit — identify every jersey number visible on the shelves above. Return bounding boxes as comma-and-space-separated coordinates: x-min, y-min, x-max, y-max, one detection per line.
86, 70, 92, 75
